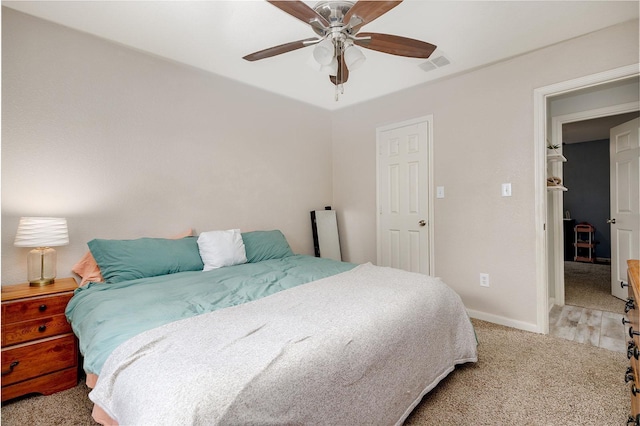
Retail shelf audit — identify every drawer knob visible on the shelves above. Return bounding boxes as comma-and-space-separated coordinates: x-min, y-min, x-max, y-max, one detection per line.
628, 341, 640, 360
633, 384, 640, 396
630, 327, 640, 339
627, 414, 640, 425
624, 317, 632, 325
622, 281, 630, 288
626, 299, 636, 313
38, 324, 47, 333
38, 304, 47, 312
1, 361, 19, 376
626, 367, 635, 383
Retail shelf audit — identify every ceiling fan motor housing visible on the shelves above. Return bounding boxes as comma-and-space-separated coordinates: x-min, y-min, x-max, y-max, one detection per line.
312, 1, 355, 35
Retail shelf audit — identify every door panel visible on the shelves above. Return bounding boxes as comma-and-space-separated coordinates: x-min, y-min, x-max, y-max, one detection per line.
377, 119, 430, 274
610, 118, 640, 300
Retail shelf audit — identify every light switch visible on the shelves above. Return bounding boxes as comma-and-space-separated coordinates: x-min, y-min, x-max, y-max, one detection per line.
436, 186, 445, 198
501, 183, 512, 197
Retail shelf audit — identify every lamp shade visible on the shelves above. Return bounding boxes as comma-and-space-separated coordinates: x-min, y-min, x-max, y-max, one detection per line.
313, 38, 335, 66
322, 57, 339, 76
14, 217, 69, 248
344, 45, 366, 71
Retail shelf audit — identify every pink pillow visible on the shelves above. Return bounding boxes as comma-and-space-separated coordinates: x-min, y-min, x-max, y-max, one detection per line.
72, 228, 193, 286
72, 251, 103, 286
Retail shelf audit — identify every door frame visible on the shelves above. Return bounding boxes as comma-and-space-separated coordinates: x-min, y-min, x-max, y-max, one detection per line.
375, 115, 435, 275
549, 102, 639, 307
534, 64, 639, 334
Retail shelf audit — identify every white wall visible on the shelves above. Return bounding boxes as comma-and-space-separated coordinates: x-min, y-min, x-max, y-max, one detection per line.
331, 19, 639, 330
549, 79, 640, 118
1, 8, 334, 285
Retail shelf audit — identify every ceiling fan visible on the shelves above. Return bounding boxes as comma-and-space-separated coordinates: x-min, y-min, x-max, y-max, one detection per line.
243, 1, 437, 99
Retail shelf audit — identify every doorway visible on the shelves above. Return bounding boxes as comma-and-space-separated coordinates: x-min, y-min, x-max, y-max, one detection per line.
556, 111, 639, 312
533, 64, 639, 334
560, 111, 639, 312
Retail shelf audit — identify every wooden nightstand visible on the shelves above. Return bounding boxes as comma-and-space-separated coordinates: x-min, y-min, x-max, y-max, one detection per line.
1, 278, 79, 402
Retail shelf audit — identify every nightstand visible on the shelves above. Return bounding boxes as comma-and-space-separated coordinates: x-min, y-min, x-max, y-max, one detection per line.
1, 278, 79, 402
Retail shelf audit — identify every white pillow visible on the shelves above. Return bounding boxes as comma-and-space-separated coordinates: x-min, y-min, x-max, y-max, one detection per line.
197, 229, 247, 271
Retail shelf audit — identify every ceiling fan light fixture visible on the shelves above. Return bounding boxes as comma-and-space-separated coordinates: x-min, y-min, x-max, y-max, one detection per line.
244, 0, 438, 101
322, 57, 339, 76
344, 44, 366, 71
313, 37, 335, 66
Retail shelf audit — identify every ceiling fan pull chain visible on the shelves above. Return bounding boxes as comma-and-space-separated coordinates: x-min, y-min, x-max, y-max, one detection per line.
335, 82, 344, 101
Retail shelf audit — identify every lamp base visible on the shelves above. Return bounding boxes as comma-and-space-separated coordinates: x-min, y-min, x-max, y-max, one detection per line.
29, 278, 55, 287
26, 247, 57, 287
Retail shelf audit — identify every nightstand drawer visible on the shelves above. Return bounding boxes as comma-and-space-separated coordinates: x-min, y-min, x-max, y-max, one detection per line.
1, 334, 77, 386
2, 292, 73, 324
1, 314, 72, 346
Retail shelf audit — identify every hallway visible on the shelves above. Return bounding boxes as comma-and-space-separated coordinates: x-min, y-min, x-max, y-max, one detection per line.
549, 304, 626, 353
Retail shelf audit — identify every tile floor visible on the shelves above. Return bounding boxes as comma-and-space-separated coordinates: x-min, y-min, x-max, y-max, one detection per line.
549, 304, 627, 353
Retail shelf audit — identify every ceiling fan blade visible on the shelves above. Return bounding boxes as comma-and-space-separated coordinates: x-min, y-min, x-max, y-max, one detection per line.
330, 53, 349, 86
243, 38, 317, 61
268, 1, 330, 28
344, 1, 403, 32
354, 33, 437, 58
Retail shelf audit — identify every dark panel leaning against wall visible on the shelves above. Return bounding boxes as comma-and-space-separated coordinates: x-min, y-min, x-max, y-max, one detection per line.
562, 139, 611, 260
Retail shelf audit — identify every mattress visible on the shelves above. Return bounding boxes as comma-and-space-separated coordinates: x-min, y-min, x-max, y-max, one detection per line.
87, 262, 478, 425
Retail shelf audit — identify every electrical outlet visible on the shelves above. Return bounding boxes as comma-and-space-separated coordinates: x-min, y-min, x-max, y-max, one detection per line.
480, 273, 490, 287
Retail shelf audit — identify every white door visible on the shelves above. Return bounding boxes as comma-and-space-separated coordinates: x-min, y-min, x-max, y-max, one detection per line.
610, 118, 640, 300
377, 117, 432, 274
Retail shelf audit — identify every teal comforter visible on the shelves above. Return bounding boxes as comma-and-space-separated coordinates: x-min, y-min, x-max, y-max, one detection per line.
66, 254, 355, 376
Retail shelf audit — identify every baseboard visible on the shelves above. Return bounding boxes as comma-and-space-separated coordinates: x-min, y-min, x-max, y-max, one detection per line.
467, 309, 541, 334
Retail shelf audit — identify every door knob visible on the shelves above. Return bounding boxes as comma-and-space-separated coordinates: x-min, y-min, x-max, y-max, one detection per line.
418, 220, 426, 227
607, 218, 616, 224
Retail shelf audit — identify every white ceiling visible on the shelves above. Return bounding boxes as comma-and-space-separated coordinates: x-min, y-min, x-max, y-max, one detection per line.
3, 1, 639, 111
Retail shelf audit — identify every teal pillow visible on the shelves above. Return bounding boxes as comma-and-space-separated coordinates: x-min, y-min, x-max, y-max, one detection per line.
88, 237, 204, 283
241, 230, 294, 263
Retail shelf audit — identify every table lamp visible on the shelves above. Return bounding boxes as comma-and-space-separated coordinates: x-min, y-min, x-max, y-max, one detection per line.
14, 217, 69, 286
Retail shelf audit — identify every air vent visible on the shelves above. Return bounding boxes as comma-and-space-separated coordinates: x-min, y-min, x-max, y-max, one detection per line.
419, 53, 450, 72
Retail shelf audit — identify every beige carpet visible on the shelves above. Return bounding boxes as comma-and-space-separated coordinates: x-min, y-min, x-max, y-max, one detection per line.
564, 261, 624, 313
406, 319, 627, 425
1, 319, 628, 425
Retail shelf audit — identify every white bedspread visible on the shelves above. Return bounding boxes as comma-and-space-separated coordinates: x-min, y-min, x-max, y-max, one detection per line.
90, 263, 478, 425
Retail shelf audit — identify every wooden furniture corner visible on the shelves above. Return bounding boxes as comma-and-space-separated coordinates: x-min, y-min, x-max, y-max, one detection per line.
1, 277, 79, 402
625, 260, 640, 425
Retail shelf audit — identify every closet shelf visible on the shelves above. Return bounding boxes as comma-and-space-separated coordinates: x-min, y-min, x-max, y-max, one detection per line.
547, 185, 568, 191
547, 153, 567, 162
546, 150, 568, 190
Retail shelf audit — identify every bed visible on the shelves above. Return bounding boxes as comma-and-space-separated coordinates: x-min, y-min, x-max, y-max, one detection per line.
65, 230, 477, 425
